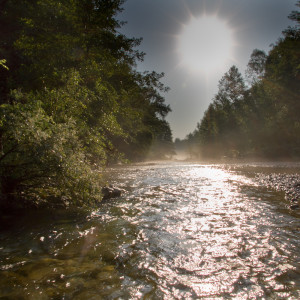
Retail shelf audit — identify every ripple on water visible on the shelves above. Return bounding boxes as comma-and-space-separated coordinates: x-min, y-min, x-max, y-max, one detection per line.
0, 162, 300, 299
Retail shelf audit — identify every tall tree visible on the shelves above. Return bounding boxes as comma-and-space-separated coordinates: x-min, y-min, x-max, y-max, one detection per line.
245, 49, 267, 85
215, 66, 246, 106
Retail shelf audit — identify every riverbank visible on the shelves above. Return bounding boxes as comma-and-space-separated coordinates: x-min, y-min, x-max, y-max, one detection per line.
221, 161, 300, 210
256, 173, 300, 209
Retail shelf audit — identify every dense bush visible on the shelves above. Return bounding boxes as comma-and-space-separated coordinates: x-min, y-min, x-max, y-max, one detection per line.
0, 95, 103, 209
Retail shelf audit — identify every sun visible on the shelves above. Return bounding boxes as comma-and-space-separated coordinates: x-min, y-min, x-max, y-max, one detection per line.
177, 15, 235, 76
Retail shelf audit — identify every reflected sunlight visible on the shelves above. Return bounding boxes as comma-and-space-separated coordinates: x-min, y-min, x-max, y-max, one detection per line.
190, 165, 229, 180
177, 15, 235, 76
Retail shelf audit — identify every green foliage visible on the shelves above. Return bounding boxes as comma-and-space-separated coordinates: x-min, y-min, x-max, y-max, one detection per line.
194, 66, 247, 157
0, 59, 8, 70
147, 120, 175, 160
0, 0, 173, 209
0, 97, 103, 209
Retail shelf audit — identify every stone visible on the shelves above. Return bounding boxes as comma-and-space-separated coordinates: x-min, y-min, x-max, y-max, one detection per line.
289, 204, 299, 210
101, 186, 123, 201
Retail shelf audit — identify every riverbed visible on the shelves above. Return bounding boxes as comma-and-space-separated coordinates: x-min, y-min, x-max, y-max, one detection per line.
1, 161, 300, 299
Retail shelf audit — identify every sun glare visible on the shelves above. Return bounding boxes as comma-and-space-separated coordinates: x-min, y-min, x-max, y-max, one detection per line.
177, 15, 235, 76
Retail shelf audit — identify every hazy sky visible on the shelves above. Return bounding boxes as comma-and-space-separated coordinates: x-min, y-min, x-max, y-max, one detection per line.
118, 0, 296, 139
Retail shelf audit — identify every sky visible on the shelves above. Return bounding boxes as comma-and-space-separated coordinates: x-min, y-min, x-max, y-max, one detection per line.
117, 0, 296, 139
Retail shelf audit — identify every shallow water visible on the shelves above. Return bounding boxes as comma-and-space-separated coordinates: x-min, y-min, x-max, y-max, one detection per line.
1, 162, 300, 299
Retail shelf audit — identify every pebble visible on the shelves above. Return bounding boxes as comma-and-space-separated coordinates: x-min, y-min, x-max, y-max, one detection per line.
256, 173, 300, 209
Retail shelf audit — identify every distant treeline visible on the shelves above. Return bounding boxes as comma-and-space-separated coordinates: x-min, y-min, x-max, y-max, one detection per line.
176, 2, 300, 160
0, 0, 174, 209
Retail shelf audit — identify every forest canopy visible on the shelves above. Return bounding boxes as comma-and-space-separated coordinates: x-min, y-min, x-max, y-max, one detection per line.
0, 0, 174, 209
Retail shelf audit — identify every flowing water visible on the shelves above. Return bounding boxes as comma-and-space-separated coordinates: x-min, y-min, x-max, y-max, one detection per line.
1, 162, 300, 299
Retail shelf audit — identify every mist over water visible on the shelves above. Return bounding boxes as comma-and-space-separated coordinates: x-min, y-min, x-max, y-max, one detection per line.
1, 162, 300, 299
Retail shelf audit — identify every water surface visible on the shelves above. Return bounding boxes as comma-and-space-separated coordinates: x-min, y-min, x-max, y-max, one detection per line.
1, 162, 300, 299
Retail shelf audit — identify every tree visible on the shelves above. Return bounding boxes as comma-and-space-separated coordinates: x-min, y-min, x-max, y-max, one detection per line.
0, 0, 173, 209
245, 49, 267, 85
148, 120, 175, 159
215, 66, 246, 106
189, 2, 300, 159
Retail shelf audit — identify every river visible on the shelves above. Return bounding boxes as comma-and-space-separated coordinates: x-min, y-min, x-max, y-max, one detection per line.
0, 161, 300, 299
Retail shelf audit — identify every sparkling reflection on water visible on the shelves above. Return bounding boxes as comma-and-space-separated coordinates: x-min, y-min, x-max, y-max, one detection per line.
1, 162, 300, 299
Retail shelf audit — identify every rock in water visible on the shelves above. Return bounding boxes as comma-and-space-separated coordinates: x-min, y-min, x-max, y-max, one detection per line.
290, 204, 299, 210
101, 186, 123, 201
